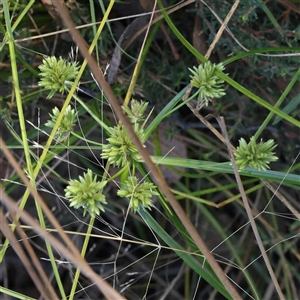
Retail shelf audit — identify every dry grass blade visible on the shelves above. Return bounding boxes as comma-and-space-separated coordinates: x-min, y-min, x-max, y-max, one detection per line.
0, 136, 126, 300
218, 116, 285, 300
185, 102, 236, 152
261, 179, 300, 221
123, 0, 158, 105
51, 0, 243, 299
9, 211, 58, 298
204, 0, 240, 60
0, 209, 57, 299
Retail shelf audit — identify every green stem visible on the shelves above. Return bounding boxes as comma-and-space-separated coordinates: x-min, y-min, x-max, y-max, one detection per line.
1, 4, 67, 297
2, 0, 34, 192
69, 216, 95, 300
254, 66, 300, 140
124, 16, 162, 105
0, 0, 35, 50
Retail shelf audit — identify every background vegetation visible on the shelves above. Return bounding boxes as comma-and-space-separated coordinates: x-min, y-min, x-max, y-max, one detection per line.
0, 0, 299, 299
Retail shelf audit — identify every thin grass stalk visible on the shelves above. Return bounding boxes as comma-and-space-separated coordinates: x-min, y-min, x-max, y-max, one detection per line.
0, 3, 64, 284
123, 1, 159, 106
69, 215, 95, 300
205, 0, 240, 59
254, 66, 300, 139
39, 210, 67, 298
223, 47, 300, 65
1, 0, 34, 199
219, 116, 285, 299
7, 210, 58, 298
0, 0, 35, 50
259, 0, 281, 30
2, 5, 68, 292
88, 0, 99, 63
0, 185, 126, 300
149, 155, 299, 186
260, 179, 300, 220
176, 183, 260, 299
120, 0, 195, 52
0, 286, 36, 300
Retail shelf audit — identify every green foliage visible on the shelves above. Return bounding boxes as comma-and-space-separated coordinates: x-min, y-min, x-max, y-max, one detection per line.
201, 0, 300, 81
2, 0, 300, 299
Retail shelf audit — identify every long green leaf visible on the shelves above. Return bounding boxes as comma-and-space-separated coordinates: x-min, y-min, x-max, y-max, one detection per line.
138, 209, 233, 299
149, 156, 300, 186
272, 93, 300, 125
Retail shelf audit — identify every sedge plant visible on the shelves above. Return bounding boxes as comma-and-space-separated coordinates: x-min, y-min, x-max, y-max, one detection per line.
39, 56, 160, 215
2, 0, 300, 298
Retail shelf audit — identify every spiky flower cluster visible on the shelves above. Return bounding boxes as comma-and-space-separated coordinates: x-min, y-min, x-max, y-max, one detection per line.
189, 62, 226, 106
64, 100, 157, 216
45, 105, 77, 143
65, 169, 107, 217
38, 56, 79, 99
101, 100, 147, 167
122, 99, 149, 124
234, 137, 278, 171
117, 176, 159, 212
101, 125, 145, 167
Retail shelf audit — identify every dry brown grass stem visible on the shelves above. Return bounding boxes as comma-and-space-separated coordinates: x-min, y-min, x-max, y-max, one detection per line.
218, 116, 285, 300
0, 209, 58, 299
0, 136, 126, 300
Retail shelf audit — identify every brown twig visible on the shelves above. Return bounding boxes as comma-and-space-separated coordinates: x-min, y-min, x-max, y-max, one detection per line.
205, 0, 240, 60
